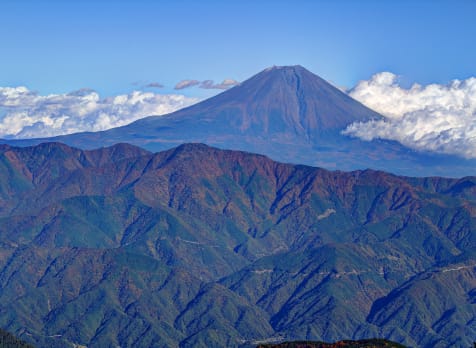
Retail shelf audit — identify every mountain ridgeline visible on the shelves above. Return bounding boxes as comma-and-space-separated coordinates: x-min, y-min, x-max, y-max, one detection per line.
0, 142, 474, 347
3, 66, 475, 177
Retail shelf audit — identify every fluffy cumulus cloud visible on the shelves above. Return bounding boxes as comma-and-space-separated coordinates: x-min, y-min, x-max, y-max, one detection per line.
343, 72, 476, 158
0, 87, 199, 139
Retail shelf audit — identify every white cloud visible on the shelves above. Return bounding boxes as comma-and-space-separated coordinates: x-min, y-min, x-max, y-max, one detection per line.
0, 87, 199, 139
344, 72, 476, 158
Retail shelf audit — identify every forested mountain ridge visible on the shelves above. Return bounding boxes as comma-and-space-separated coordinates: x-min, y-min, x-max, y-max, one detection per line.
0, 142, 474, 347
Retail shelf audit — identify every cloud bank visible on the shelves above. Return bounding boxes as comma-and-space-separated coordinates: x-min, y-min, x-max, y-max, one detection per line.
0, 87, 199, 139
344, 72, 476, 158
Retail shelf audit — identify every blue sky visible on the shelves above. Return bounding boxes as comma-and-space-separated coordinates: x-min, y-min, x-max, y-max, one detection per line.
1, 0, 475, 96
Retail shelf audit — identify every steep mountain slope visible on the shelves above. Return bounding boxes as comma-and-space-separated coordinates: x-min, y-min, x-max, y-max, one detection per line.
0, 142, 474, 347
366, 252, 476, 348
3, 66, 474, 177
257, 339, 406, 348
0, 328, 35, 348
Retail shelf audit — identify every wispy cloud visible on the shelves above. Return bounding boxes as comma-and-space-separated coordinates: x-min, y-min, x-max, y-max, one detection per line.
344, 72, 476, 158
200, 79, 239, 89
145, 82, 164, 88
174, 80, 200, 90
175, 78, 239, 90
0, 87, 199, 139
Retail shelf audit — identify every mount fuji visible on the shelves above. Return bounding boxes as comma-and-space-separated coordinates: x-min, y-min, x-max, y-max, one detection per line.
3, 66, 475, 177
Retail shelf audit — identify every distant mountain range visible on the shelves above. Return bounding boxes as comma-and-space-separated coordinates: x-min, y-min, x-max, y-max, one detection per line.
0, 142, 474, 347
3, 66, 475, 177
